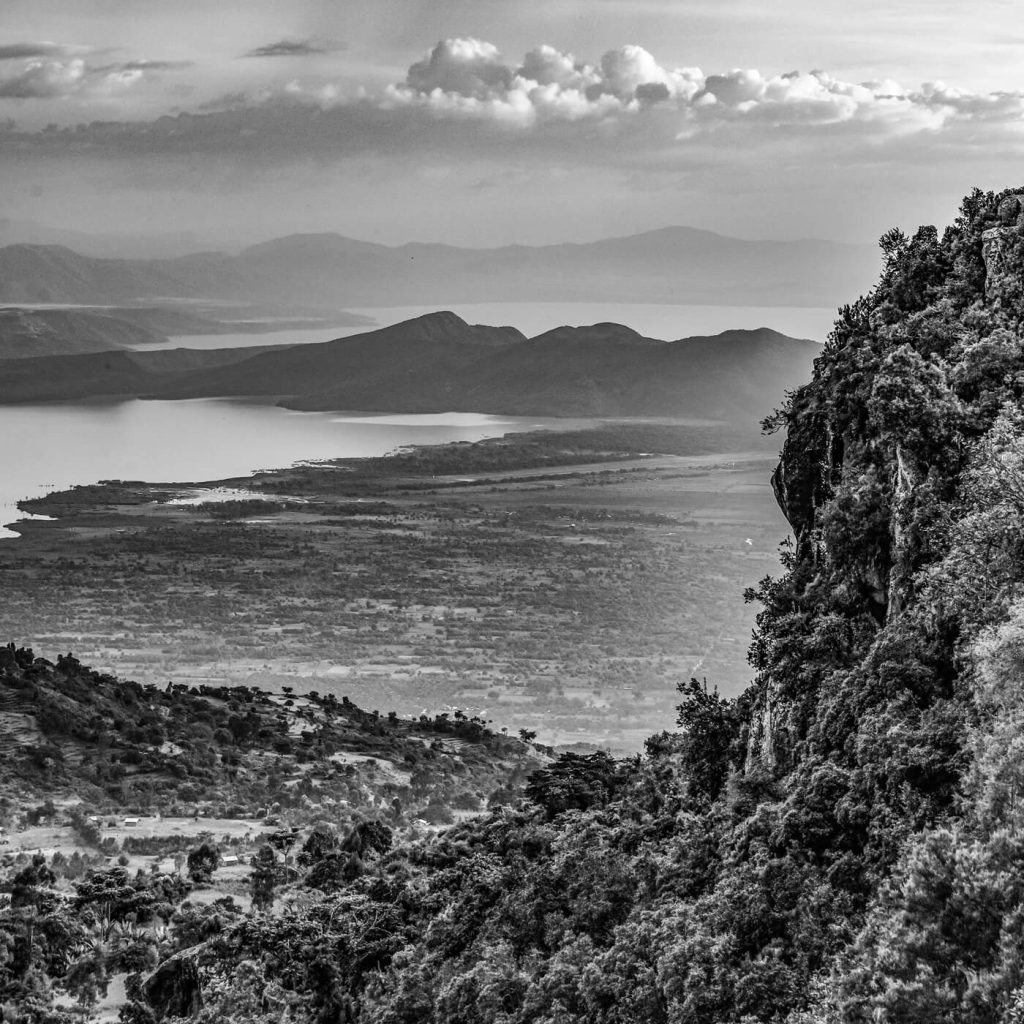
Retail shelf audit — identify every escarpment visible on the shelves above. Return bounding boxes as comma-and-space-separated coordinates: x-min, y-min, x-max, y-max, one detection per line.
747, 187, 1024, 774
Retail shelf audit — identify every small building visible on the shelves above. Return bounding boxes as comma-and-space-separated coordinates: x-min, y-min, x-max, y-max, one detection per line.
222, 854, 240, 866
123, 817, 140, 827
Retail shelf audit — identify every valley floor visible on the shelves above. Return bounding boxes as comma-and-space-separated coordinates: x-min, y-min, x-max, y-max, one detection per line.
1, 423, 787, 751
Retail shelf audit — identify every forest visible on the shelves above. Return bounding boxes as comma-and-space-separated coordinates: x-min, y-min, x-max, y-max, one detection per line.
6, 185, 1024, 1022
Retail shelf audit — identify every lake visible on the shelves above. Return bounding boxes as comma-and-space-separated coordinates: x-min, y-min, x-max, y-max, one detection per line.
0, 399, 590, 539
142, 301, 838, 351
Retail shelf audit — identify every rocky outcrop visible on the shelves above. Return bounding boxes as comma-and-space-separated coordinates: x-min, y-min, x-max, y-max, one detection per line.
770, 398, 842, 564
886, 444, 924, 621
981, 192, 1024, 310
143, 947, 204, 1019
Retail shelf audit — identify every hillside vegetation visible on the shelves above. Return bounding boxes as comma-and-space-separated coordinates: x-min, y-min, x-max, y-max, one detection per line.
6, 186, 1024, 1024
0, 644, 540, 818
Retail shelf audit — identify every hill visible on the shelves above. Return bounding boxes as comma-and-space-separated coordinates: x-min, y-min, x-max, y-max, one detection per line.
0, 308, 164, 359
0, 643, 542, 817
0, 342, 306, 402
163, 308, 527, 408
0, 226, 879, 311
451, 324, 815, 417
0, 215, 206, 258
0, 311, 818, 422
0, 303, 370, 361
0, 306, 253, 360
0, 243, 234, 306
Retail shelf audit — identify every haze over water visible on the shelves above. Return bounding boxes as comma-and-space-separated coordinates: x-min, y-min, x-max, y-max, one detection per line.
0, 399, 588, 539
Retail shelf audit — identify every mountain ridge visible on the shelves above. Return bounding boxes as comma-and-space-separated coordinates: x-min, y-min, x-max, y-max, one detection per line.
0, 226, 879, 309
0, 312, 818, 421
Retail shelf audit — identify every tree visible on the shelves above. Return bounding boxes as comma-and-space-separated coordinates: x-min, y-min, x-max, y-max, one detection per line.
525, 751, 628, 819
297, 824, 336, 868
62, 949, 109, 1015
341, 820, 393, 859
186, 843, 220, 885
675, 678, 741, 802
249, 846, 285, 912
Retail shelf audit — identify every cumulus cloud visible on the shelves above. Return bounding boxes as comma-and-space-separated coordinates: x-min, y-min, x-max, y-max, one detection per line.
381, 39, 698, 126
518, 45, 595, 92
243, 38, 345, 58
595, 44, 702, 102
0, 50, 190, 100
373, 37, 1024, 139
3, 37, 1024, 163
0, 58, 87, 99
405, 38, 514, 98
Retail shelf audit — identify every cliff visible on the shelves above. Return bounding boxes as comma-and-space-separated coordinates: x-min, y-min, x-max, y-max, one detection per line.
747, 188, 1024, 773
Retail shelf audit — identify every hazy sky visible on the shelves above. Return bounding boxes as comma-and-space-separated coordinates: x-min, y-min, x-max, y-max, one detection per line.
3, 0, 1024, 249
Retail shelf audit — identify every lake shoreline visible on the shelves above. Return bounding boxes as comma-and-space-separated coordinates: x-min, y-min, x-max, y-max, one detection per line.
9, 415, 776, 536
0, 401, 607, 539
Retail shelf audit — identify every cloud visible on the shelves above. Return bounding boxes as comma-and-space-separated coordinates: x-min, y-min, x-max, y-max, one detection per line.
0, 58, 87, 99
0, 42, 68, 61
243, 38, 346, 58
0, 51, 190, 100
375, 38, 1023, 139
97, 60, 194, 73
3, 37, 1024, 166
518, 45, 595, 92
405, 38, 514, 97
595, 45, 702, 102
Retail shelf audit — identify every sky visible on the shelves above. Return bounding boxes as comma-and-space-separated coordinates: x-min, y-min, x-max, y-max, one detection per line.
2, 0, 1024, 250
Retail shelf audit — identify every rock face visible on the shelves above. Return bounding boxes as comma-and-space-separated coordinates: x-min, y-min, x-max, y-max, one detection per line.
887, 444, 923, 621
770, 404, 843, 565
981, 192, 1024, 308
144, 952, 203, 1019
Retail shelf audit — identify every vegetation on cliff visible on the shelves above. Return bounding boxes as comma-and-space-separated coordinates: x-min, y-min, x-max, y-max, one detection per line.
6, 186, 1024, 1023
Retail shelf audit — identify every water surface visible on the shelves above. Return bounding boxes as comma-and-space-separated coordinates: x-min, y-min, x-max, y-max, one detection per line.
0, 399, 589, 539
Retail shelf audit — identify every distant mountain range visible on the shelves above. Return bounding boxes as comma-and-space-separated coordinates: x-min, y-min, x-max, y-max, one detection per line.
0, 310, 818, 422
0, 217, 208, 259
0, 226, 879, 310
